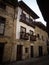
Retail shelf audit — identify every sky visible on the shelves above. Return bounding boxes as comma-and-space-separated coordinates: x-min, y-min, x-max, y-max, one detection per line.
18, 0, 46, 26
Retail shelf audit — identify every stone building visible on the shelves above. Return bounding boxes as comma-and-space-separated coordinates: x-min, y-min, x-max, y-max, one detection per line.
34, 22, 48, 57
14, 1, 39, 61
47, 38, 49, 55
0, 0, 48, 63
0, 0, 18, 63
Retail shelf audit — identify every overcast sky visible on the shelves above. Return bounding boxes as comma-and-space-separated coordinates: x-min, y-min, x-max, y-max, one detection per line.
18, 0, 46, 26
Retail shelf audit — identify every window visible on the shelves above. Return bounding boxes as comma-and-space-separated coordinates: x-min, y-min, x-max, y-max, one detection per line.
21, 11, 26, 16
42, 36, 44, 41
37, 34, 40, 39
29, 18, 33, 23
20, 26, 29, 40
30, 30, 34, 35
0, 16, 6, 35
20, 26, 26, 33
20, 12, 26, 21
25, 48, 28, 53
20, 26, 26, 39
22, 12, 26, 17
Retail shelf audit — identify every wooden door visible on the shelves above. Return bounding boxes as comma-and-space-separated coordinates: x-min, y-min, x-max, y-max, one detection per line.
17, 45, 23, 60
30, 46, 33, 57
0, 43, 4, 63
39, 46, 43, 57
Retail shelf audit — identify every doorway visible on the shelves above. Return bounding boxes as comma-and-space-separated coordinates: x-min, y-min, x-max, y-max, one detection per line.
39, 46, 43, 57
30, 46, 33, 57
17, 45, 23, 60
0, 43, 4, 63
47, 47, 49, 55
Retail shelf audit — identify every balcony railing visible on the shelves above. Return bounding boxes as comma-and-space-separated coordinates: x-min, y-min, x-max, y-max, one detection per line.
20, 14, 35, 28
20, 31, 36, 41
20, 32, 29, 40
30, 35, 36, 41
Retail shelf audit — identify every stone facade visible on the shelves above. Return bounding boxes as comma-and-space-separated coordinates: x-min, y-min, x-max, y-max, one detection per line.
0, 1, 17, 62
34, 23, 48, 57
0, 1, 48, 63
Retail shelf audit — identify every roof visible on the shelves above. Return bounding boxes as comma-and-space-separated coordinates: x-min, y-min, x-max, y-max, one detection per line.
34, 22, 47, 32
18, 1, 39, 19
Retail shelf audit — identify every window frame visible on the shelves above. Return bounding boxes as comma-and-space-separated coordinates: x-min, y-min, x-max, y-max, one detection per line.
37, 34, 41, 39
20, 26, 26, 33
0, 16, 6, 35
25, 48, 28, 53
30, 30, 34, 35
42, 35, 44, 41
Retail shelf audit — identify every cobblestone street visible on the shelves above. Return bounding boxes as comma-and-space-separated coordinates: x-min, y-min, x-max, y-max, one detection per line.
1, 55, 49, 65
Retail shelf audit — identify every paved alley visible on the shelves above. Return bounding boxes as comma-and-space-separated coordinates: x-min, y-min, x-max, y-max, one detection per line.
1, 55, 49, 65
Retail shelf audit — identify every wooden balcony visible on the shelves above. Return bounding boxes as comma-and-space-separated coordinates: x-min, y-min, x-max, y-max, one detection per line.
20, 32, 29, 40
30, 35, 36, 41
20, 14, 35, 28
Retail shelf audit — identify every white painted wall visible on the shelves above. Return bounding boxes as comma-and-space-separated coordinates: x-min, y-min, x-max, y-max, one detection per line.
16, 7, 35, 39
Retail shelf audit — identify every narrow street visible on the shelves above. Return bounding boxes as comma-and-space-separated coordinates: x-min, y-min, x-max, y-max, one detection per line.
2, 55, 49, 65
